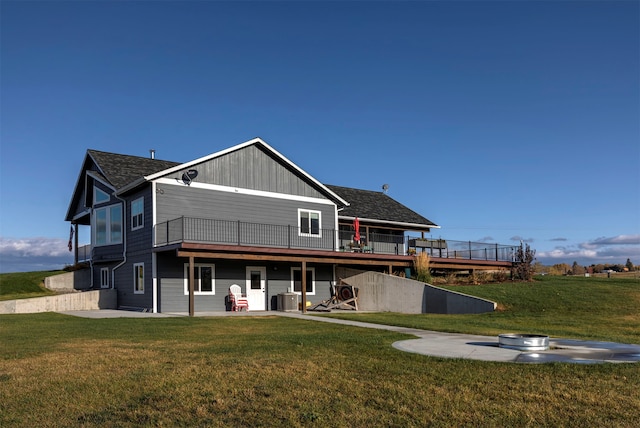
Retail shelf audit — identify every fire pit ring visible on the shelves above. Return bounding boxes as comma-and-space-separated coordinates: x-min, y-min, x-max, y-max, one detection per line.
498, 334, 549, 351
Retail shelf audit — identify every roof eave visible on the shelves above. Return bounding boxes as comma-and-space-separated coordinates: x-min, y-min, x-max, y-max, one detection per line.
339, 215, 440, 230
115, 176, 148, 195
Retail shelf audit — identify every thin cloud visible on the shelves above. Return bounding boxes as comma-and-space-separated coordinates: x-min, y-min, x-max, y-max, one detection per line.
0, 237, 75, 272
537, 234, 640, 265
549, 237, 567, 242
510, 236, 534, 243
477, 236, 495, 243
0, 237, 71, 257
581, 234, 640, 248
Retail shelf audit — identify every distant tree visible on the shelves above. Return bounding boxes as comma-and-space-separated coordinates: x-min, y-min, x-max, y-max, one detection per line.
549, 263, 570, 276
592, 264, 605, 274
604, 264, 625, 272
533, 262, 548, 274
626, 258, 634, 272
513, 243, 536, 281
571, 261, 585, 276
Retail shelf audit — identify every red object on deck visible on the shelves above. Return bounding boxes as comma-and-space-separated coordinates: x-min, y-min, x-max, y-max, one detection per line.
353, 217, 360, 243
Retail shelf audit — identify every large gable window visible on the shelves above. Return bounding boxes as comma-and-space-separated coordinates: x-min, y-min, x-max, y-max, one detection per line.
131, 197, 144, 230
298, 209, 321, 237
94, 187, 110, 205
94, 204, 122, 246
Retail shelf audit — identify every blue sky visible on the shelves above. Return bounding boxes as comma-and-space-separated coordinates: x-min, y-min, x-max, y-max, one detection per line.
1, 0, 638, 273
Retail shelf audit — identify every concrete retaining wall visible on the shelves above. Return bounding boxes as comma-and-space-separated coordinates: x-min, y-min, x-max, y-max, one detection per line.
44, 270, 92, 291
342, 272, 496, 314
0, 290, 117, 314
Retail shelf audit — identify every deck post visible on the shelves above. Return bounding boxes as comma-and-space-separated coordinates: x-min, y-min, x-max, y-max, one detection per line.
188, 256, 195, 317
301, 260, 307, 313
73, 223, 79, 265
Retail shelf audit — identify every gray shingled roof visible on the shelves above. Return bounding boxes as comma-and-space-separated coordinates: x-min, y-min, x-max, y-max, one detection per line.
88, 150, 180, 190
84, 149, 436, 228
325, 185, 437, 227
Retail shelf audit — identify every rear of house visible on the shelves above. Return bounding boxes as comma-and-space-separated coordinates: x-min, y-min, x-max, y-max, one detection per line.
65, 138, 438, 313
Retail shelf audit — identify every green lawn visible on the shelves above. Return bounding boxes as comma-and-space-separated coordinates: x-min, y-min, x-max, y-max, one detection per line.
0, 270, 63, 301
319, 275, 640, 344
1, 276, 639, 427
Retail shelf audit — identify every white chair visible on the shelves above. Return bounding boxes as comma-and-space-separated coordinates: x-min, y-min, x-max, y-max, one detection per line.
229, 284, 249, 312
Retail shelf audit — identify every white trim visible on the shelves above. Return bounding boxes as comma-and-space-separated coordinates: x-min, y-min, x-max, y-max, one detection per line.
133, 263, 144, 294
152, 252, 157, 313
100, 267, 109, 288
92, 203, 123, 246
120, 138, 349, 206
339, 216, 440, 230
291, 266, 315, 296
183, 263, 216, 295
154, 177, 337, 206
298, 208, 322, 238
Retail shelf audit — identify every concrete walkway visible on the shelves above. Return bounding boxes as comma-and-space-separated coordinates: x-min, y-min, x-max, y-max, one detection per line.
58, 310, 640, 364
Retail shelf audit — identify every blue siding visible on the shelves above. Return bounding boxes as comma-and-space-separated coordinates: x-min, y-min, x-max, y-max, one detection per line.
156, 184, 337, 248
156, 253, 333, 313
164, 144, 325, 198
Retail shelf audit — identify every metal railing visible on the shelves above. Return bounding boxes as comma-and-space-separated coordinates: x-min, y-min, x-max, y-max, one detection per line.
155, 217, 336, 250
76, 244, 92, 262
155, 216, 518, 262
407, 236, 517, 262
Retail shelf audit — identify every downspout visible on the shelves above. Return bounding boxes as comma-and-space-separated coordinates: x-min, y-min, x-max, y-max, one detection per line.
111, 194, 127, 291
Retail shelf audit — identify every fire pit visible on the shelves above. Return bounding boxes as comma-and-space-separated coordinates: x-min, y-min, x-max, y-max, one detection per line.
498, 334, 549, 351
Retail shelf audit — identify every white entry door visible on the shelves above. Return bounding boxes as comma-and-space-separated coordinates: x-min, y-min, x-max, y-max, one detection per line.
246, 266, 266, 311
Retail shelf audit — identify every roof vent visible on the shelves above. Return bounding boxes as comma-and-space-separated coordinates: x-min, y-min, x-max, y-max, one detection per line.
382, 184, 389, 194
150, 149, 156, 159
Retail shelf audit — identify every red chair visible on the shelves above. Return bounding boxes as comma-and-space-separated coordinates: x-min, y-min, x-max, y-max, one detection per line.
229, 284, 249, 312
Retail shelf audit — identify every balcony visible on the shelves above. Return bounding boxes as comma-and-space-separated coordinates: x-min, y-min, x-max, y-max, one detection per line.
155, 217, 518, 263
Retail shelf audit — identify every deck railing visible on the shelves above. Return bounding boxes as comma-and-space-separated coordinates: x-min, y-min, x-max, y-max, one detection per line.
155, 217, 337, 250
76, 244, 92, 262
407, 236, 517, 262
155, 216, 518, 262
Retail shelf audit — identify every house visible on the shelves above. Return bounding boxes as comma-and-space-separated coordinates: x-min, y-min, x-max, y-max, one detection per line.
65, 138, 438, 314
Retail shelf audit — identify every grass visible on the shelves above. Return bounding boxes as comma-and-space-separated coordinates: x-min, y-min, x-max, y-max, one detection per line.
0, 270, 63, 301
1, 276, 639, 426
320, 275, 640, 344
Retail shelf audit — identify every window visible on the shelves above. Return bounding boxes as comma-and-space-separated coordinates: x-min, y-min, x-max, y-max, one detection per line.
291, 267, 315, 295
134, 263, 144, 294
100, 268, 109, 288
183, 264, 215, 295
131, 197, 144, 230
94, 204, 122, 246
94, 187, 110, 205
298, 209, 321, 236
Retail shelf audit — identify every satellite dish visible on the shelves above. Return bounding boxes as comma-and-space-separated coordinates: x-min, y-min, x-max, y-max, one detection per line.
382, 184, 389, 194
181, 169, 198, 185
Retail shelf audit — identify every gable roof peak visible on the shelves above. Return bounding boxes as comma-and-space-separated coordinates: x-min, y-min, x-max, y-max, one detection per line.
86, 149, 180, 190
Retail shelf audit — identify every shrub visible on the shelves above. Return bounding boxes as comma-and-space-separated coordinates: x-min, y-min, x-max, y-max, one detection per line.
513, 243, 536, 281
413, 252, 432, 283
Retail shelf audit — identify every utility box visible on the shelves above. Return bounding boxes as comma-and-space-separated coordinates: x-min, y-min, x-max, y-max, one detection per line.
278, 293, 298, 311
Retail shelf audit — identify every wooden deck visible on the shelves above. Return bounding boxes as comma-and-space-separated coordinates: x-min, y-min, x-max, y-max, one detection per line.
156, 242, 514, 273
